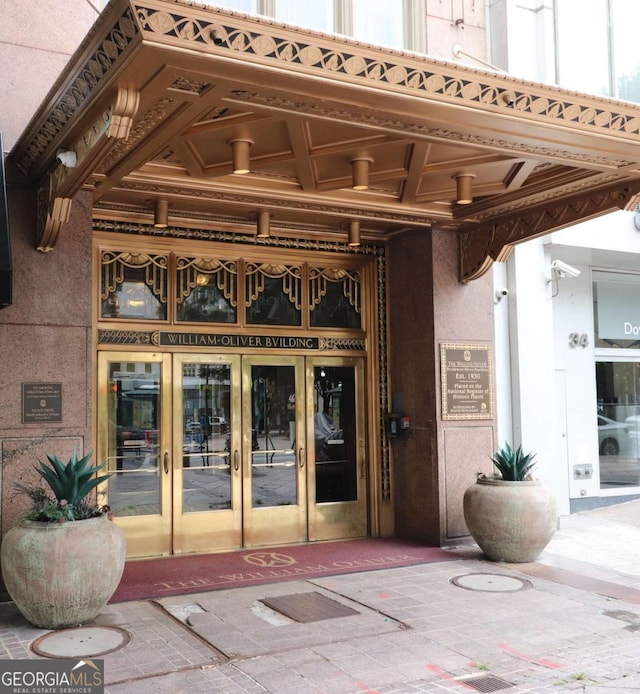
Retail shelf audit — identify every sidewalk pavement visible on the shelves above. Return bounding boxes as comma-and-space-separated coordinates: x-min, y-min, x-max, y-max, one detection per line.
2, 501, 640, 693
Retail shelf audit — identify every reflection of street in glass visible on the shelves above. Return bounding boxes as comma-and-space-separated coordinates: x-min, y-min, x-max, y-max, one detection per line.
107, 430, 358, 517
598, 414, 640, 487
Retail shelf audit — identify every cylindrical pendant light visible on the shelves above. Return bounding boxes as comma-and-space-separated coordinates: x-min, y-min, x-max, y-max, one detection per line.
230, 138, 253, 174
454, 173, 475, 205
257, 211, 271, 238
348, 220, 361, 247
351, 157, 373, 190
154, 199, 169, 228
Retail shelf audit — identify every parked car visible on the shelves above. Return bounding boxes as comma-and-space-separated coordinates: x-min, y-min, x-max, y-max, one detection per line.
598, 415, 629, 456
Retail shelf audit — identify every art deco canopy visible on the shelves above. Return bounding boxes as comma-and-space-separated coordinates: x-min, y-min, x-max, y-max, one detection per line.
11, 0, 640, 279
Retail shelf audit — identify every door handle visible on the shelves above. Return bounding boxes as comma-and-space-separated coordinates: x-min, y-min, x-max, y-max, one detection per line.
298, 447, 305, 468
163, 451, 169, 474
233, 449, 240, 471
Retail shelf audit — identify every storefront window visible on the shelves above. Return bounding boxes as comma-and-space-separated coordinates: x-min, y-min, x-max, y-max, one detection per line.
596, 361, 640, 488
594, 271, 640, 489
593, 272, 640, 349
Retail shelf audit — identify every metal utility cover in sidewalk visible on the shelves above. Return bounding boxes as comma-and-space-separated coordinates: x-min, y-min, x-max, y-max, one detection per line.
260, 591, 359, 623
455, 673, 514, 692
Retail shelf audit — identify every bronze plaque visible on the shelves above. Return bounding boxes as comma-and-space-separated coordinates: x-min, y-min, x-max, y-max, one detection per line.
22, 382, 63, 423
440, 343, 494, 420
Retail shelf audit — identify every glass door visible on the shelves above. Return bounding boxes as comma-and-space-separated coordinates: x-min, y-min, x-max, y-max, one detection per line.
241, 356, 308, 547
98, 352, 368, 557
307, 357, 368, 541
98, 352, 244, 558
173, 354, 242, 553
98, 352, 172, 558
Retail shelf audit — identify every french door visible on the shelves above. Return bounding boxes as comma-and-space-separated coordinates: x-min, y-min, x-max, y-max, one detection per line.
97, 352, 367, 558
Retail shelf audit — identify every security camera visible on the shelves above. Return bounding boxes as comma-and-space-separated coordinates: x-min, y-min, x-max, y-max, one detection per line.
495, 288, 508, 300
56, 150, 77, 168
550, 259, 581, 279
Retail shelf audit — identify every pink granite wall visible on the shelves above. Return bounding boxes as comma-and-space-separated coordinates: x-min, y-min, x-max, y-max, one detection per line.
388, 228, 496, 545
0, 184, 93, 537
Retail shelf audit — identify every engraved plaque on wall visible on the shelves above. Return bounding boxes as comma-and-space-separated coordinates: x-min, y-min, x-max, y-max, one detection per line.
440, 343, 494, 420
22, 383, 63, 423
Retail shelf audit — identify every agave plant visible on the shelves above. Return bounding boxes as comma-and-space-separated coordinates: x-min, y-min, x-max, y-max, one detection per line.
490, 442, 537, 481
15, 448, 113, 522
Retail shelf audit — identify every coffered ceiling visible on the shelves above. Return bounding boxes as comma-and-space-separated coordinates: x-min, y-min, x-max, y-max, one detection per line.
10, 0, 640, 280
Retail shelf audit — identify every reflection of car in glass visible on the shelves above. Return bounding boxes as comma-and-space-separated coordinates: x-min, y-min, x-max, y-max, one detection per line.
598, 415, 628, 455
209, 416, 227, 433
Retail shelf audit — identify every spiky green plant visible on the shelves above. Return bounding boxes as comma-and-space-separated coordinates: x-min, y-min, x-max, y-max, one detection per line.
490, 442, 537, 481
14, 448, 113, 522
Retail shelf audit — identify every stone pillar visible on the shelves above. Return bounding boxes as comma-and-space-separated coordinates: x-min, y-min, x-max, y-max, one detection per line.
388, 228, 497, 545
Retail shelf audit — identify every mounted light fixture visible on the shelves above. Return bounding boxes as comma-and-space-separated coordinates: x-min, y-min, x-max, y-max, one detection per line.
154, 199, 169, 228
256, 211, 271, 238
230, 138, 253, 174
348, 220, 361, 247
454, 173, 475, 204
351, 157, 373, 190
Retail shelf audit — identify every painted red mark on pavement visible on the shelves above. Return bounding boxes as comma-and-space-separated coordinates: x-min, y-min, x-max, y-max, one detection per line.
426, 664, 475, 689
498, 642, 563, 669
376, 592, 392, 598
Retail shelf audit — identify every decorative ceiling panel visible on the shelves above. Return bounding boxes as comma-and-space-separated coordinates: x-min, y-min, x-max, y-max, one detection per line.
10, 0, 640, 279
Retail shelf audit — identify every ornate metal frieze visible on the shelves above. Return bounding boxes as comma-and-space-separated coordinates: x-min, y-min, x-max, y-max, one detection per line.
98, 329, 155, 345
14, 7, 139, 175
317, 338, 366, 351
460, 182, 640, 281
133, 2, 640, 138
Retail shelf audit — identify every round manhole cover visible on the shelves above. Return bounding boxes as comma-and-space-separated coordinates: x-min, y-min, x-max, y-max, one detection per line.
32, 626, 131, 658
451, 573, 532, 592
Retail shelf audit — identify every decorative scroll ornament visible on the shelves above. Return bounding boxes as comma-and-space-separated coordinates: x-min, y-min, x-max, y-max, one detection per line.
100, 250, 168, 304
36, 88, 140, 252
176, 257, 237, 307
309, 267, 361, 314
245, 262, 302, 310
36, 176, 72, 252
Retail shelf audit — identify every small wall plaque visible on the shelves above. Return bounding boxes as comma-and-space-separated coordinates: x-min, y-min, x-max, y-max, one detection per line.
440, 343, 494, 420
22, 382, 63, 423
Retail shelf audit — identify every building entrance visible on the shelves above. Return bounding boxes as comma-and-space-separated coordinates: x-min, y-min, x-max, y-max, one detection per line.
98, 352, 367, 558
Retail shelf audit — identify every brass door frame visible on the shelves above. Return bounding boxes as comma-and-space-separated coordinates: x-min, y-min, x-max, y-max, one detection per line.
172, 353, 242, 554
98, 351, 369, 557
306, 356, 368, 542
97, 351, 173, 558
241, 355, 308, 547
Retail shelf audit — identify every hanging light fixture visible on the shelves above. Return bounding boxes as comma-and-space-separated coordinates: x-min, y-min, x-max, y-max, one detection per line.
154, 199, 169, 228
454, 173, 475, 204
230, 138, 253, 174
348, 220, 361, 247
351, 157, 373, 190
256, 211, 271, 238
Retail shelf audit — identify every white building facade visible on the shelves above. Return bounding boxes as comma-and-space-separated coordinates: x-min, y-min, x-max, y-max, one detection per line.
488, 0, 640, 513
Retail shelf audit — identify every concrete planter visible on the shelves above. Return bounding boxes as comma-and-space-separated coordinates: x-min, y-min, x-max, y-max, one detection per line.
1, 515, 126, 629
463, 476, 558, 563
